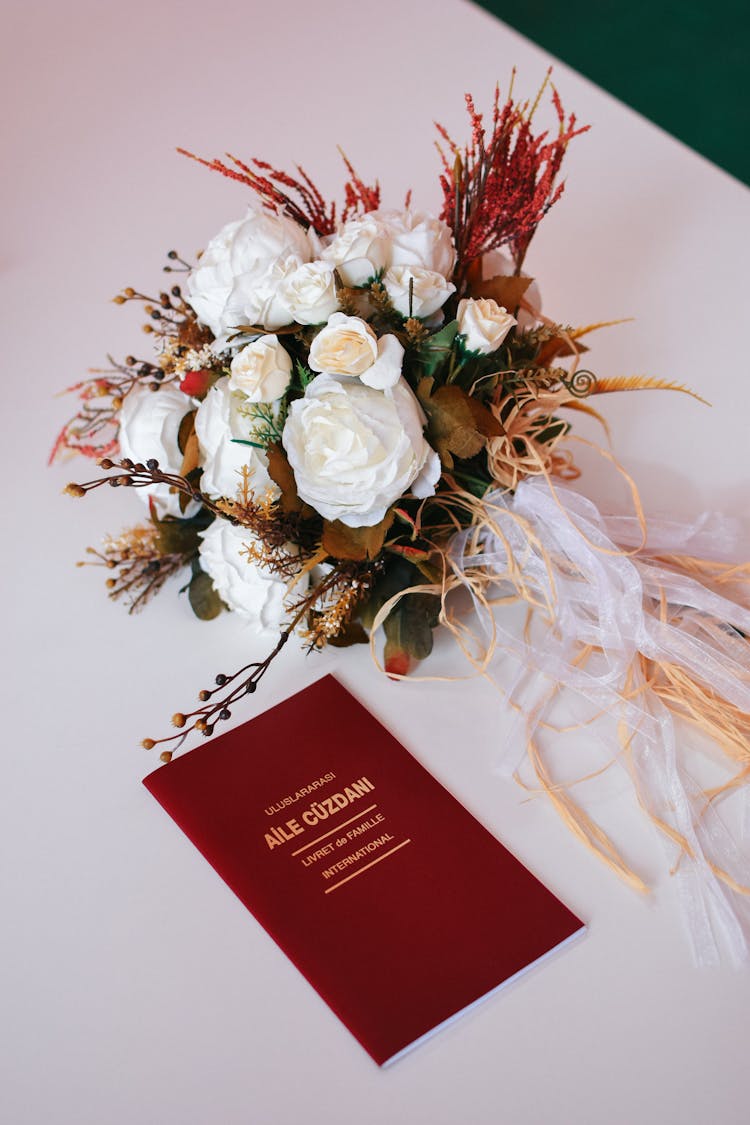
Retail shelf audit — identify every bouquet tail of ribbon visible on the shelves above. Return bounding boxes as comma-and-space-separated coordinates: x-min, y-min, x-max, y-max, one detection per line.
449, 476, 750, 966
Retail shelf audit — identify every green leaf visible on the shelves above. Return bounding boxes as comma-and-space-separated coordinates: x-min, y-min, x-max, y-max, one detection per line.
417, 320, 458, 378
382, 591, 441, 676
231, 438, 266, 450
384, 592, 440, 659
535, 417, 570, 445
188, 569, 224, 620
295, 358, 314, 389
359, 557, 418, 630
358, 557, 440, 676
326, 621, 369, 648
151, 506, 213, 557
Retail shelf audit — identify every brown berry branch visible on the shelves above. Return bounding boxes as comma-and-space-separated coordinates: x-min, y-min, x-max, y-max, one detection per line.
65, 456, 228, 521
143, 630, 293, 762
112, 278, 202, 343
162, 249, 193, 274
141, 559, 379, 762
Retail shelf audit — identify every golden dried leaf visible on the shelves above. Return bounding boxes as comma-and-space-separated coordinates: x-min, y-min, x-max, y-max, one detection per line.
322, 510, 395, 561
417, 377, 502, 469
177, 409, 196, 455
266, 442, 303, 513
179, 431, 200, 479
468, 272, 532, 311
535, 336, 589, 365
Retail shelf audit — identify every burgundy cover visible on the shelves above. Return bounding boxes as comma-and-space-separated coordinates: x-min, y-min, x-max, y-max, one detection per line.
144, 675, 584, 1064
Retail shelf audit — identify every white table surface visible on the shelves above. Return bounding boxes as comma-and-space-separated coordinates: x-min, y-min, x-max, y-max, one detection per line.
3, 1, 749, 1122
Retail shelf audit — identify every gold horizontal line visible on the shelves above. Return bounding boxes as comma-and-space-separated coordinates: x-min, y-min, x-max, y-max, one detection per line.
323, 839, 411, 894
291, 804, 379, 857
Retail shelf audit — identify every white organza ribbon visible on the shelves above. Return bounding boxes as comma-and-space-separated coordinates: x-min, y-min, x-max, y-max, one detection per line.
449, 477, 750, 965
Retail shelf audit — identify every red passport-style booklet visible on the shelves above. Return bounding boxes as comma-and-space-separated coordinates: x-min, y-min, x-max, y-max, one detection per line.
144, 675, 584, 1065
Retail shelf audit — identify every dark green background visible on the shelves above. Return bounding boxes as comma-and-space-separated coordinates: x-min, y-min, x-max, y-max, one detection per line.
475, 1, 750, 185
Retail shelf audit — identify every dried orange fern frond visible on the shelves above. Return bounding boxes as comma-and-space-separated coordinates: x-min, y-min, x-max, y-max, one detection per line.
592, 375, 709, 404
568, 318, 634, 340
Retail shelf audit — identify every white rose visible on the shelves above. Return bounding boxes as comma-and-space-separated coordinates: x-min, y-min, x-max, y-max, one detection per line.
198, 519, 287, 632
320, 216, 389, 287
278, 260, 340, 325
228, 335, 292, 402
375, 208, 456, 279
457, 298, 517, 354
118, 383, 199, 518
195, 377, 277, 501
184, 208, 312, 339
308, 313, 403, 390
383, 265, 455, 319
282, 373, 440, 527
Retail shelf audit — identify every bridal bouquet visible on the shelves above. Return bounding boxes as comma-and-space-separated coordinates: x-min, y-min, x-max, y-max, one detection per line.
56, 77, 750, 962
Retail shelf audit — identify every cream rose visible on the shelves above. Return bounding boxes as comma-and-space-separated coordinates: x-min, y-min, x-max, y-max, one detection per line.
228, 335, 292, 402
308, 313, 403, 390
305, 312, 404, 391
118, 383, 199, 518
278, 260, 340, 325
320, 216, 389, 287
195, 377, 277, 501
198, 519, 287, 632
282, 373, 440, 527
375, 208, 456, 279
383, 265, 455, 319
457, 298, 517, 354
184, 208, 312, 339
